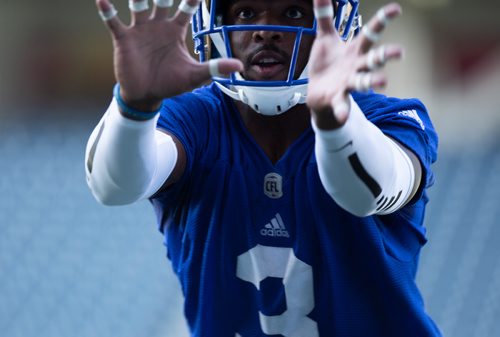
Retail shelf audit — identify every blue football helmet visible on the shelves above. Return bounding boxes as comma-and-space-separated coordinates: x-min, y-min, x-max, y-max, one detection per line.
191, 0, 362, 115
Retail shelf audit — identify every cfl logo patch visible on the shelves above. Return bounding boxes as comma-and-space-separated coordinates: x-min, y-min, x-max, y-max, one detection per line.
264, 173, 283, 199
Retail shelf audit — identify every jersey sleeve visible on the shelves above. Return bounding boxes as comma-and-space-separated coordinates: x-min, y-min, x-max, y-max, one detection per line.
151, 86, 220, 207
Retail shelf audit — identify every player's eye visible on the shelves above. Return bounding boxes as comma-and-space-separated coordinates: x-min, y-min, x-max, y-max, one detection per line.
237, 8, 255, 20
285, 7, 305, 19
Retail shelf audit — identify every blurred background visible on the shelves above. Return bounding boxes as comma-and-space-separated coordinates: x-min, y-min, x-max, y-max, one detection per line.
1, 0, 499, 336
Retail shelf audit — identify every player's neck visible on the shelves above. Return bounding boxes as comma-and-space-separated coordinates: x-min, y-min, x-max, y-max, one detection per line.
236, 102, 311, 164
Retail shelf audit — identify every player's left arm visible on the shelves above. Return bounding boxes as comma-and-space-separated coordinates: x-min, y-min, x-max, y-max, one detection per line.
307, 1, 422, 216
312, 95, 423, 217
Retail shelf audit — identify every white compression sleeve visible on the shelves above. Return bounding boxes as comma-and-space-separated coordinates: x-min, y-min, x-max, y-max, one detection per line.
313, 96, 417, 217
85, 99, 177, 205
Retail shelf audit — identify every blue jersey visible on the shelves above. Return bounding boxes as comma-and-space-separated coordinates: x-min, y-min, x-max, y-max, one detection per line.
151, 83, 440, 337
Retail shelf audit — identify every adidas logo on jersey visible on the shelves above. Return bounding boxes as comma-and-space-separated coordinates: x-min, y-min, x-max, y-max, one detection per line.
260, 213, 289, 238
398, 109, 425, 130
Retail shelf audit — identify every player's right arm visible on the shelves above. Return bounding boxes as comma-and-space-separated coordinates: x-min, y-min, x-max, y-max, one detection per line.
85, 0, 242, 205
85, 99, 184, 205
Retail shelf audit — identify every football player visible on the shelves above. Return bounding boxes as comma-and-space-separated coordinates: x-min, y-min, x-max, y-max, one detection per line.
86, 0, 441, 335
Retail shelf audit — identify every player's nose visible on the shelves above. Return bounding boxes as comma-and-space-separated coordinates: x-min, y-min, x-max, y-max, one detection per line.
252, 14, 285, 43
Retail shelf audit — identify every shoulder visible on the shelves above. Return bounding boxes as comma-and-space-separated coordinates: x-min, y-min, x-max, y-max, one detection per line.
162, 83, 226, 116
156, 83, 231, 132
352, 91, 426, 121
156, 83, 242, 164
351, 91, 436, 142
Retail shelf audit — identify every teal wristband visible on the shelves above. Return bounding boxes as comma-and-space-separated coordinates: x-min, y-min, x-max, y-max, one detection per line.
113, 83, 161, 121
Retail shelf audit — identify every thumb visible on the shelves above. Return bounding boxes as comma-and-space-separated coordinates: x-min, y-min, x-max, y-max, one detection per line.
206, 58, 244, 78
331, 93, 350, 125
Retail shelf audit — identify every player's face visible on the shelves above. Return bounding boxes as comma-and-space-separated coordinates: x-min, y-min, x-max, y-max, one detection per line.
224, 0, 315, 82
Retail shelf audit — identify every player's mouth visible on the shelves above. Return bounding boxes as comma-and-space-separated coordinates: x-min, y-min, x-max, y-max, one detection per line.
247, 50, 288, 81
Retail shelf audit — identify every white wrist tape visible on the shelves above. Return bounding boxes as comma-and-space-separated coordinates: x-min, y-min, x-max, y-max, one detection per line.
377, 8, 391, 26
313, 96, 416, 217
129, 0, 149, 12
178, 0, 199, 14
99, 5, 118, 21
314, 5, 334, 19
208, 59, 223, 78
85, 99, 177, 205
154, 0, 173, 8
362, 25, 381, 43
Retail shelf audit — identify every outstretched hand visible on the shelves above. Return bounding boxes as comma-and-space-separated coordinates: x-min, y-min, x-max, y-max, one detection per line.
306, 0, 404, 128
96, 0, 243, 111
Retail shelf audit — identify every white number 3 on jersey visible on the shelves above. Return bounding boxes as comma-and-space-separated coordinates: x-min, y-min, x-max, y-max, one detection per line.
236, 245, 319, 337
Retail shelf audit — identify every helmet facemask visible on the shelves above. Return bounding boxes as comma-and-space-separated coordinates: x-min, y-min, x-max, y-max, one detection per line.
192, 0, 362, 116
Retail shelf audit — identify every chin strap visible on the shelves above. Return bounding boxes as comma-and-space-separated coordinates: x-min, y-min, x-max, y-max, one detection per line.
216, 65, 310, 116
214, 81, 307, 116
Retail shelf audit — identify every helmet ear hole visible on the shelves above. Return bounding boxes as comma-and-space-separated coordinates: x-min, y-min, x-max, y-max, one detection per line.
209, 41, 222, 60
216, 14, 223, 27
210, 0, 227, 24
